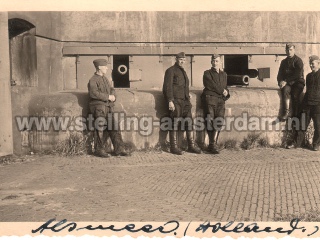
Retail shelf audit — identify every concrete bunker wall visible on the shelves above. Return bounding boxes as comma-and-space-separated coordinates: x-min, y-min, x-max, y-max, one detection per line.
5, 11, 320, 154
26, 88, 287, 152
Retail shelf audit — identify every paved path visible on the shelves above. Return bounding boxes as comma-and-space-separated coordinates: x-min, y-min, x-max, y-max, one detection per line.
0, 148, 320, 222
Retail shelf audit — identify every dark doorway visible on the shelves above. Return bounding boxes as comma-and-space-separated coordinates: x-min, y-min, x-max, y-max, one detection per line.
8, 18, 37, 87
112, 55, 130, 88
224, 55, 248, 75
8, 18, 35, 39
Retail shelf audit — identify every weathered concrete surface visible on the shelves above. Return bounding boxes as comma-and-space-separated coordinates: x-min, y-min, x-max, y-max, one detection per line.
60, 12, 320, 43
0, 12, 13, 156
8, 12, 62, 40
27, 88, 287, 152
6, 11, 319, 155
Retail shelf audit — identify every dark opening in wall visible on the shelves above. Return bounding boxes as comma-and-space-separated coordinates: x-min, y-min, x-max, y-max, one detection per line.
8, 18, 35, 39
224, 55, 248, 75
112, 55, 130, 88
8, 18, 37, 87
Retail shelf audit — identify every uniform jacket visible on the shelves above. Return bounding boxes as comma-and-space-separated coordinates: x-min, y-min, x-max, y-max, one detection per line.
202, 68, 229, 100
277, 55, 305, 86
304, 69, 320, 105
88, 73, 115, 107
162, 63, 190, 103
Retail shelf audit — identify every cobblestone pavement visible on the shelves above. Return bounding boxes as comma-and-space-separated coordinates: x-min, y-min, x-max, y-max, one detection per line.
0, 148, 320, 222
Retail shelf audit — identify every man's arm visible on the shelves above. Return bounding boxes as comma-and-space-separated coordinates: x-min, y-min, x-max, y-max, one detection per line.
203, 71, 224, 95
223, 72, 230, 100
163, 68, 174, 102
277, 60, 285, 84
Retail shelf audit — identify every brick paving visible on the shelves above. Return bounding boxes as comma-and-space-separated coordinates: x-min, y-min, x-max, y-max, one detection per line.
0, 148, 320, 222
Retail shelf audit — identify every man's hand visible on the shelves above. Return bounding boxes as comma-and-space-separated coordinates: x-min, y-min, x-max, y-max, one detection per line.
279, 81, 287, 89
223, 89, 228, 97
108, 95, 116, 102
169, 101, 175, 111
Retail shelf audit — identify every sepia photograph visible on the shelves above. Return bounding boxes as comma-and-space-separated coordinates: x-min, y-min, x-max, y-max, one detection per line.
1, 0, 320, 238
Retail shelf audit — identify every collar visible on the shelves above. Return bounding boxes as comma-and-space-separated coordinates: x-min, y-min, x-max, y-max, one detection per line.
174, 62, 184, 70
95, 72, 104, 76
211, 67, 220, 73
287, 54, 296, 60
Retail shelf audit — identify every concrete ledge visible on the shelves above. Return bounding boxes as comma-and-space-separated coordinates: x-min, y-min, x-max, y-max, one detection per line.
27, 88, 288, 151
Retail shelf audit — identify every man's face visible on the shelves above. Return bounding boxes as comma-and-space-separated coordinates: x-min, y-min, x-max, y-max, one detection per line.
98, 65, 108, 74
285, 46, 295, 58
310, 60, 320, 72
176, 57, 186, 68
211, 57, 221, 69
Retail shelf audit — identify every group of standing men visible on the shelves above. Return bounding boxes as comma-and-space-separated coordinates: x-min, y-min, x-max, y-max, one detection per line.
87, 44, 320, 157
162, 52, 229, 155
277, 44, 320, 151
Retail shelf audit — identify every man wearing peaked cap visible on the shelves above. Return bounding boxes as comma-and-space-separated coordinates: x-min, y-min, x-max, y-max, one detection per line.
162, 52, 201, 155
88, 59, 130, 158
202, 54, 230, 154
288, 54, 320, 151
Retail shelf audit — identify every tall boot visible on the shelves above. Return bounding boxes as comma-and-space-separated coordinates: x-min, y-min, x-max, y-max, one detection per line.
110, 130, 130, 156
211, 130, 220, 154
281, 97, 290, 121
94, 130, 111, 158
186, 130, 201, 154
207, 130, 216, 154
169, 130, 183, 155
292, 100, 299, 119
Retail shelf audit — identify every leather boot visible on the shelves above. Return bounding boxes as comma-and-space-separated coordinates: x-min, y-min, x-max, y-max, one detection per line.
114, 146, 130, 156
211, 130, 220, 154
95, 149, 111, 158
207, 131, 216, 154
186, 130, 201, 154
281, 97, 291, 121
169, 130, 183, 155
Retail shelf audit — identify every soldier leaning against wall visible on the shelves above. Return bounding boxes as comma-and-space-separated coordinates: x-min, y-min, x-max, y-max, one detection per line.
277, 43, 305, 121
277, 43, 305, 149
88, 59, 130, 158
201, 54, 230, 154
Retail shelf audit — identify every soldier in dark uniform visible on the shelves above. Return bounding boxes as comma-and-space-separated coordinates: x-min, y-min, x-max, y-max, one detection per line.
88, 59, 129, 158
162, 52, 201, 155
288, 55, 320, 151
202, 54, 230, 154
277, 43, 305, 121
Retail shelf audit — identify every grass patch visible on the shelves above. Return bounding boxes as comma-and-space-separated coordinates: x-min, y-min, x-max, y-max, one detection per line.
50, 132, 90, 156
223, 139, 238, 150
122, 141, 137, 153
274, 208, 320, 222
240, 133, 261, 150
257, 137, 269, 148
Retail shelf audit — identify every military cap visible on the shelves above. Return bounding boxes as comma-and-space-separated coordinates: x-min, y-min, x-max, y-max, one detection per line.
211, 54, 221, 60
285, 43, 295, 49
93, 59, 108, 67
309, 55, 319, 62
176, 52, 186, 58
